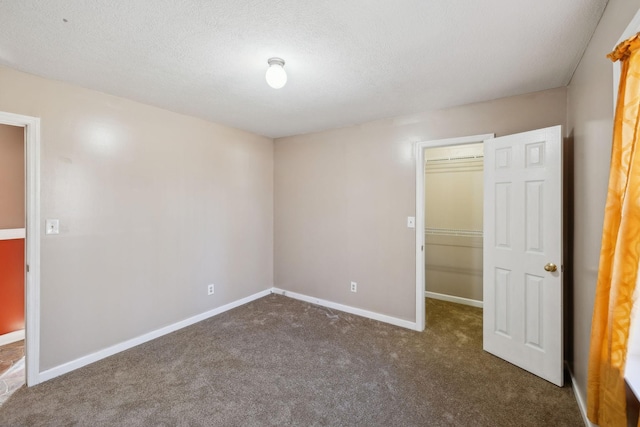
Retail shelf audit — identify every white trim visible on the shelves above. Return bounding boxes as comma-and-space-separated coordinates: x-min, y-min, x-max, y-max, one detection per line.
38, 289, 271, 383
271, 288, 418, 330
416, 142, 425, 332
0, 228, 26, 240
568, 365, 595, 427
31, 283, 491, 383
0, 329, 25, 347
37, 286, 423, 383
415, 133, 494, 332
425, 291, 483, 308
0, 111, 41, 387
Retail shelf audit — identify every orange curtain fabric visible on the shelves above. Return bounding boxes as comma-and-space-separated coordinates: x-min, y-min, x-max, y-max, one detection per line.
588, 33, 640, 427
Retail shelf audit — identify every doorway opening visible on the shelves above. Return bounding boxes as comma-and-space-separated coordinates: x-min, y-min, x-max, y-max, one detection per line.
415, 127, 564, 386
414, 134, 493, 331
423, 142, 484, 309
0, 111, 41, 390
0, 123, 26, 404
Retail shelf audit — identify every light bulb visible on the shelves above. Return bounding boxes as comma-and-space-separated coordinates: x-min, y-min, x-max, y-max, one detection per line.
266, 58, 287, 89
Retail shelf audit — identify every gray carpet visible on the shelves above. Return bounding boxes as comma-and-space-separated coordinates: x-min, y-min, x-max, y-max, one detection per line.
0, 295, 583, 426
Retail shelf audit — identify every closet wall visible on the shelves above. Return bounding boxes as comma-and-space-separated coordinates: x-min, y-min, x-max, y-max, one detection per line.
424, 143, 483, 303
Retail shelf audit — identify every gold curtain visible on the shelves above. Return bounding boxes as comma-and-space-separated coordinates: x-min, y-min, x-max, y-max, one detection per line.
588, 33, 640, 427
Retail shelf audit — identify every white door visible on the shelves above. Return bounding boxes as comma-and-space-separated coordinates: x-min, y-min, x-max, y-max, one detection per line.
483, 125, 563, 386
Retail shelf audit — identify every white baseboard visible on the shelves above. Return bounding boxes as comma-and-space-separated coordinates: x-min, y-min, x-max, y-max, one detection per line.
37, 287, 422, 383
425, 291, 483, 308
271, 287, 419, 331
0, 329, 25, 346
568, 365, 594, 427
38, 289, 271, 383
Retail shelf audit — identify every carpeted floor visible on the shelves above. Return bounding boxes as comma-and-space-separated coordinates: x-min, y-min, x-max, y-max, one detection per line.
0, 295, 583, 426
0, 340, 25, 406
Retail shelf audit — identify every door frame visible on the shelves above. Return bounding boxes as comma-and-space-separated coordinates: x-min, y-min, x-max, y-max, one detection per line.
414, 133, 494, 331
0, 111, 41, 386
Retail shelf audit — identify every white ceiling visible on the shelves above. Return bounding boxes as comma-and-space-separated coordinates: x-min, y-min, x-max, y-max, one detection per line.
0, 1, 608, 138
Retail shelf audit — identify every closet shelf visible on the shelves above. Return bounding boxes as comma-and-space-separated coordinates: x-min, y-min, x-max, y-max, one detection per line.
425, 227, 483, 237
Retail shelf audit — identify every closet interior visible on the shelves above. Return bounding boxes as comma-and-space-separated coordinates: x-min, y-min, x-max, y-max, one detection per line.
424, 142, 484, 307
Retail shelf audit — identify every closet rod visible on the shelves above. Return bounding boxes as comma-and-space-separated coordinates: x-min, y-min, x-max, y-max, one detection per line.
425, 154, 484, 162
425, 227, 483, 237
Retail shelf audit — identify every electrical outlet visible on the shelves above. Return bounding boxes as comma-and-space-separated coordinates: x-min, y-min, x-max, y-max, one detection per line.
207, 284, 214, 295
350, 281, 357, 293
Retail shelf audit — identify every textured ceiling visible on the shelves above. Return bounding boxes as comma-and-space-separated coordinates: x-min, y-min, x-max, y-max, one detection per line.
0, 1, 608, 138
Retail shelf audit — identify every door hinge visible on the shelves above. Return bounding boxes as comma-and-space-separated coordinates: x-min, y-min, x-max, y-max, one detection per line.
26, 264, 30, 273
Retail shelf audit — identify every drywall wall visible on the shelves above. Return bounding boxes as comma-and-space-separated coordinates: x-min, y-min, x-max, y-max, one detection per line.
0, 238, 25, 336
424, 144, 483, 302
0, 66, 274, 371
275, 87, 567, 322
0, 124, 25, 229
566, 0, 640, 413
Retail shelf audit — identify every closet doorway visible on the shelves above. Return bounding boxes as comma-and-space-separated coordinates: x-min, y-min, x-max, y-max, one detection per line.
423, 142, 484, 308
0, 111, 41, 388
414, 133, 493, 331
415, 127, 564, 386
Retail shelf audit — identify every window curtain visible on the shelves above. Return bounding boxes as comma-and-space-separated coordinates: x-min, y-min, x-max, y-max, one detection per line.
588, 33, 640, 427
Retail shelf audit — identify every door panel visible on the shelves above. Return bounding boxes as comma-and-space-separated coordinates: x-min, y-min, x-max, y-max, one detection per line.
483, 125, 563, 386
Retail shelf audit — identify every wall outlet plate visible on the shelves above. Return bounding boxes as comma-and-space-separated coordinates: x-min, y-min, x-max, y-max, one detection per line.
350, 281, 357, 292
207, 284, 214, 295
45, 219, 60, 235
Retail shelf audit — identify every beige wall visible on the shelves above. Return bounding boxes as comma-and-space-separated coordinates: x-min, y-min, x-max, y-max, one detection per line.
275, 87, 567, 321
425, 235, 482, 300
566, 0, 640, 411
0, 66, 274, 370
424, 144, 484, 230
0, 124, 25, 229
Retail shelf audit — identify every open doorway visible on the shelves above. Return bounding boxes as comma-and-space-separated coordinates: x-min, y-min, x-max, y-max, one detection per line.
0, 111, 41, 390
0, 123, 26, 404
414, 134, 493, 331
416, 127, 565, 386
423, 142, 484, 309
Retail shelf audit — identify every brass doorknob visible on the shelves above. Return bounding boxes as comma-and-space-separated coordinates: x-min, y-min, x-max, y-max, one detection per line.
544, 263, 557, 272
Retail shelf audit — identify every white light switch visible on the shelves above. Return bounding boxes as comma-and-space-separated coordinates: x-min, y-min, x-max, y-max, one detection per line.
46, 219, 60, 235
407, 216, 415, 228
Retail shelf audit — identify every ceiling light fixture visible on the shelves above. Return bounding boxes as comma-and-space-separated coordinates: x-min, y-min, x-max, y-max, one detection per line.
266, 57, 287, 89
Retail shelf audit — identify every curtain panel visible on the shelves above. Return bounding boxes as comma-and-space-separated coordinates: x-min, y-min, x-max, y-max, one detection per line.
588, 33, 640, 427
